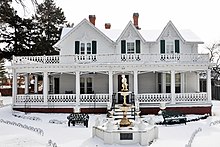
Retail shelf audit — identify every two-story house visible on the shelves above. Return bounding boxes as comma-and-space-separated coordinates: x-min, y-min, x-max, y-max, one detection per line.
11, 13, 212, 115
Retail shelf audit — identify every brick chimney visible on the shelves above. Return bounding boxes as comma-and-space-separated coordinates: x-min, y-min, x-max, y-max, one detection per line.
89, 15, 96, 26
105, 23, 111, 29
133, 13, 141, 30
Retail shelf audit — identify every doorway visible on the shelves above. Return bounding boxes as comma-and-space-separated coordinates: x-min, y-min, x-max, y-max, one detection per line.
54, 78, 60, 94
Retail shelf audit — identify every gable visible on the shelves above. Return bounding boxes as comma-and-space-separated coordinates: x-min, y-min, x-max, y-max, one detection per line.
116, 21, 146, 43
157, 21, 185, 43
53, 19, 114, 51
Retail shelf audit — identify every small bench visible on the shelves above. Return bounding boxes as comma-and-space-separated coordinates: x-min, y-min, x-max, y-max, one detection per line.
161, 110, 187, 125
67, 113, 89, 128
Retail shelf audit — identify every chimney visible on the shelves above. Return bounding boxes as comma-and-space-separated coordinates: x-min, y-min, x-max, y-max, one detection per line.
89, 15, 96, 26
105, 23, 111, 29
133, 13, 141, 30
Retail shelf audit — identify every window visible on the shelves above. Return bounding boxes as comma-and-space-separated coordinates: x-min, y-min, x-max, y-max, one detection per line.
165, 73, 181, 93
80, 43, 85, 54
127, 42, 135, 54
80, 78, 85, 94
121, 40, 141, 54
75, 41, 96, 55
166, 41, 174, 53
80, 77, 93, 94
87, 43, 91, 54
160, 40, 180, 54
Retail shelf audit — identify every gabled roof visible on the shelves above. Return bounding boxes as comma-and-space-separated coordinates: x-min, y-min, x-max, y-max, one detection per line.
54, 19, 203, 51
116, 21, 146, 43
53, 19, 115, 50
156, 20, 185, 42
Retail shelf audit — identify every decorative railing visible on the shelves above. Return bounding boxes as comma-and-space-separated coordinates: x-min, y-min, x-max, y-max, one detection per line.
13, 55, 60, 64
13, 53, 209, 65
80, 94, 110, 103
48, 94, 76, 103
175, 93, 208, 102
16, 94, 44, 103
137, 93, 171, 103
14, 93, 208, 105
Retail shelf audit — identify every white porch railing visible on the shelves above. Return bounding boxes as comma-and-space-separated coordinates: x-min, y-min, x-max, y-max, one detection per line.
175, 93, 208, 102
15, 94, 44, 103
14, 93, 208, 106
48, 94, 76, 103
80, 94, 110, 103
137, 93, 208, 104
13, 53, 209, 65
137, 93, 171, 103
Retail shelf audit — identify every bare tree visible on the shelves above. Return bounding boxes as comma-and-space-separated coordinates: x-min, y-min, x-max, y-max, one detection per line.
205, 41, 220, 86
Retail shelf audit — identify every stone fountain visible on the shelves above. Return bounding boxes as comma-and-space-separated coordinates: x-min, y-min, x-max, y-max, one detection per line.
92, 74, 159, 146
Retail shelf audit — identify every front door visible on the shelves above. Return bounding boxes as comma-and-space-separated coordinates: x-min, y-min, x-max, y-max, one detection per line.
118, 75, 129, 104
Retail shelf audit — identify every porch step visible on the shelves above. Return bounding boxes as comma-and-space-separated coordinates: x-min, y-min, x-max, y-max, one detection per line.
108, 104, 140, 120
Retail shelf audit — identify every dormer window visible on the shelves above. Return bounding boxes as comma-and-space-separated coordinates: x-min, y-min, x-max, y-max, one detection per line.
75, 41, 97, 54
121, 40, 141, 54
160, 40, 180, 54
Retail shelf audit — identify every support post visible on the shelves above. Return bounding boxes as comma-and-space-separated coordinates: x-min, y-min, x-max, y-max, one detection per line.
197, 72, 200, 92
75, 71, 80, 112
171, 70, 176, 104
134, 70, 139, 110
34, 75, 38, 93
108, 71, 113, 109
207, 69, 212, 102
12, 69, 17, 107
162, 73, 166, 93
181, 72, 185, 93
25, 73, 29, 94
43, 71, 48, 104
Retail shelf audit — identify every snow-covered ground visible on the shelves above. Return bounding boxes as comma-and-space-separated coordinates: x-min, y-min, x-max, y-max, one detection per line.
0, 97, 220, 147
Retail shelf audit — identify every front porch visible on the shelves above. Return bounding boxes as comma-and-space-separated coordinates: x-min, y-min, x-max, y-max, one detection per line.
13, 92, 212, 115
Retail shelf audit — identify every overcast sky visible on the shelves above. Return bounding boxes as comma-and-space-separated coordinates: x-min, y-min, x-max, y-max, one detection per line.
14, 0, 220, 52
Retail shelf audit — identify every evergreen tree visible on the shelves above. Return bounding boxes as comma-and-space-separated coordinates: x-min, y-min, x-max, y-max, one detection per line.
0, 58, 6, 87
33, 0, 66, 55
0, 0, 35, 59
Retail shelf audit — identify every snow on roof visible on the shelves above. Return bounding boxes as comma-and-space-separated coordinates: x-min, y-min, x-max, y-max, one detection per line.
60, 27, 203, 43
179, 29, 203, 43
100, 29, 122, 42
60, 28, 73, 39
139, 30, 162, 42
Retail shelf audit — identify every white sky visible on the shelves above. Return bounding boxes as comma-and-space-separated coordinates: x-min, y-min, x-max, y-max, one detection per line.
13, 0, 220, 52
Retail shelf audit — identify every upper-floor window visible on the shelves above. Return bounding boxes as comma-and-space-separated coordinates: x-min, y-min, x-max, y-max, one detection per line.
121, 40, 140, 54
75, 41, 97, 54
160, 40, 180, 54
127, 42, 135, 54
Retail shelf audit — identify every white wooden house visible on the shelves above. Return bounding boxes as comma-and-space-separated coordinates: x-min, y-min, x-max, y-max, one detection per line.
11, 13, 212, 114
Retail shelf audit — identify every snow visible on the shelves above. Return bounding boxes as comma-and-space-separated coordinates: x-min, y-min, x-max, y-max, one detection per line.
60, 26, 202, 43
0, 97, 220, 147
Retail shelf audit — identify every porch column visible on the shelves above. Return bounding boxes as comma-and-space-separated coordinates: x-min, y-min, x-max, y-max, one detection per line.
43, 71, 48, 103
162, 73, 166, 93
207, 69, 212, 102
24, 73, 29, 94
134, 70, 138, 96
134, 70, 139, 110
75, 71, 80, 112
12, 69, 17, 106
181, 73, 185, 93
197, 72, 200, 92
108, 71, 113, 109
34, 75, 38, 94
171, 70, 176, 104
